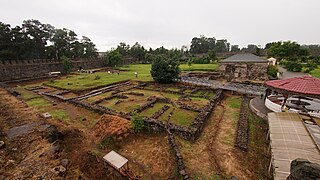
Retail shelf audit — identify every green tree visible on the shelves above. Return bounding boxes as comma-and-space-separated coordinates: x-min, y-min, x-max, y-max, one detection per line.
151, 55, 180, 83
267, 65, 279, 78
129, 42, 146, 62
22, 19, 55, 59
116, 42, 130, 56
62, 56, 72, 74
267, 41, 309, 60
231, 45, 240, 52
106, 50, 123, 66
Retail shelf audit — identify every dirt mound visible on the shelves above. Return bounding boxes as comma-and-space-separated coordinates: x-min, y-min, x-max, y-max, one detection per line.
94, 114, 131, 140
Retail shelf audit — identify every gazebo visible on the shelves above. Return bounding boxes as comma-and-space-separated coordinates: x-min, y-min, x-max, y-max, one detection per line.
264, 76, 320, 118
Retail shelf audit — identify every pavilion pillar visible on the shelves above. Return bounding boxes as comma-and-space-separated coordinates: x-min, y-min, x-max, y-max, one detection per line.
281, 94, 289, 111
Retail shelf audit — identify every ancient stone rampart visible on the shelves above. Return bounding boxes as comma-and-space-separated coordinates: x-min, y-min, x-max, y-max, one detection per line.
0, 58, 106, 82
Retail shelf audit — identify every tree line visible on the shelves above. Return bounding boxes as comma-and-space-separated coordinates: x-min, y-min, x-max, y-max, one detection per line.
0, 19, 98, 61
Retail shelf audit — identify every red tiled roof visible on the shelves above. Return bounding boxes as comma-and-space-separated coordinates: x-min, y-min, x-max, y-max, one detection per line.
265, 76, 320, 96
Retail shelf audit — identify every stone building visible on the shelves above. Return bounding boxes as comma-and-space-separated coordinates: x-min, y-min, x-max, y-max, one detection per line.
219, 53, 269, 82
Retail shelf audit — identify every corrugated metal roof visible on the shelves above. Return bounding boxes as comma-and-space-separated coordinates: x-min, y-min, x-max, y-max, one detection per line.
220, 53, 269, 63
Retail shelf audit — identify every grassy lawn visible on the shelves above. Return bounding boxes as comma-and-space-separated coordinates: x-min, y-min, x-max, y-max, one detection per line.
226, 96, 242, 109
159, 107, 197, 127
140, 103, 168, 117
310, 66, 320, 78
49, 109, 69, 123
84, 91, 115, 103
26, 97, 51, 107
99, 95, 148, 113
43, 63, 220, 91
180, 63, 219, 72
44, 64, 153, 91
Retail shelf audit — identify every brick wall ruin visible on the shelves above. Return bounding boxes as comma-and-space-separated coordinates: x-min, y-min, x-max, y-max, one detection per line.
0, 58, 106, 82
219, 62, 268, 82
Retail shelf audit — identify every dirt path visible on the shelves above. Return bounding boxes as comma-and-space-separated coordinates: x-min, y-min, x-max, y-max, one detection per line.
177, 95, 269, 179
0, 88, 59, 178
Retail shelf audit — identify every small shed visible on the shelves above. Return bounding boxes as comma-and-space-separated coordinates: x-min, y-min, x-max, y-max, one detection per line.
219, 53, 269, 82
268, 57, 277, 66
103, 150, 129, 171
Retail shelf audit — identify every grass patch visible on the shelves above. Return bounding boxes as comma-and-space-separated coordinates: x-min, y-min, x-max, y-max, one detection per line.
160, 108, 197, 127
99, 96, 148, 113
43, 64, 153, 91
180, 63, 219, 72
84, 91, 115, 103
50, 109, 69, 123
226, 96, 241, 109
309, 65, 320, 78
140, 103, 168, 117
14, 87, 41, 100
161, 92, 181, 100
165, 87, 181, 92
26, 97, 51, 107
248, 113, 263, 146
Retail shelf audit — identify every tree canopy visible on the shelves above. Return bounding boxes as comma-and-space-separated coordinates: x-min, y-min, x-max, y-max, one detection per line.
151, 55, 180, 83
0, 19, 98, 60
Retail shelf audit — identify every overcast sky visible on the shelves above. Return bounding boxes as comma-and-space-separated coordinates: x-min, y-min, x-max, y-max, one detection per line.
1, 0, 319, 51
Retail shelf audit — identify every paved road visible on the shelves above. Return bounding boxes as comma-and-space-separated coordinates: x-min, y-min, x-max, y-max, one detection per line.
278, 66, 307, 79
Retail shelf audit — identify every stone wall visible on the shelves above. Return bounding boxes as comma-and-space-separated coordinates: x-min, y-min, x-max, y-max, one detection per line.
219, 62, 268, 82
0, 58, 106, 82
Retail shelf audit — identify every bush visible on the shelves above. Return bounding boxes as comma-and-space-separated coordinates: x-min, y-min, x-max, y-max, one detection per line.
267, 65, 279, 78
131, 116, 145, 133
151, 56, 180, 83
283, 60, 302, 72
303, 62, 318, 73
62, 56, 72, 74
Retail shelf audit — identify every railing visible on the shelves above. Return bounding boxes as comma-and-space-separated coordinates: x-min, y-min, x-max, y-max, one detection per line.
265, 97, 282, 112
266, 95, 320, 118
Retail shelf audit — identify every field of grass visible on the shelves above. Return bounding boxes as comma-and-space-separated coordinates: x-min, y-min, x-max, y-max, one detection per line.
159, 107, 197, 127
44, 64, 153, 91
49, 109, 69, 123
226, 96, 242, 109
140, 103, 168, 117
310, 66, 320, 78
43, 63, 220, 91
180, 63, 219, 72
26, 97, 51, 107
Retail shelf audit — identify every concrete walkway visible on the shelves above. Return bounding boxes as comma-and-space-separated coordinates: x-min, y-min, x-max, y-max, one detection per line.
278, 66, 308, 79
249, 97, 272, 120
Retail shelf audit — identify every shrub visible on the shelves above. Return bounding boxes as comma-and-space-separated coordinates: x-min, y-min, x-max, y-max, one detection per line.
151, 56, 180, 83
303, 62, 318, 73
131, 116, 145, 133
62, 56, 72, 74
267, 65, 279, 78
284, 60, 302, 72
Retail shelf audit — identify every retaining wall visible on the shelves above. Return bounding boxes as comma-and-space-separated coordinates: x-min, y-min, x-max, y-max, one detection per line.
0, 58, 106, 82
